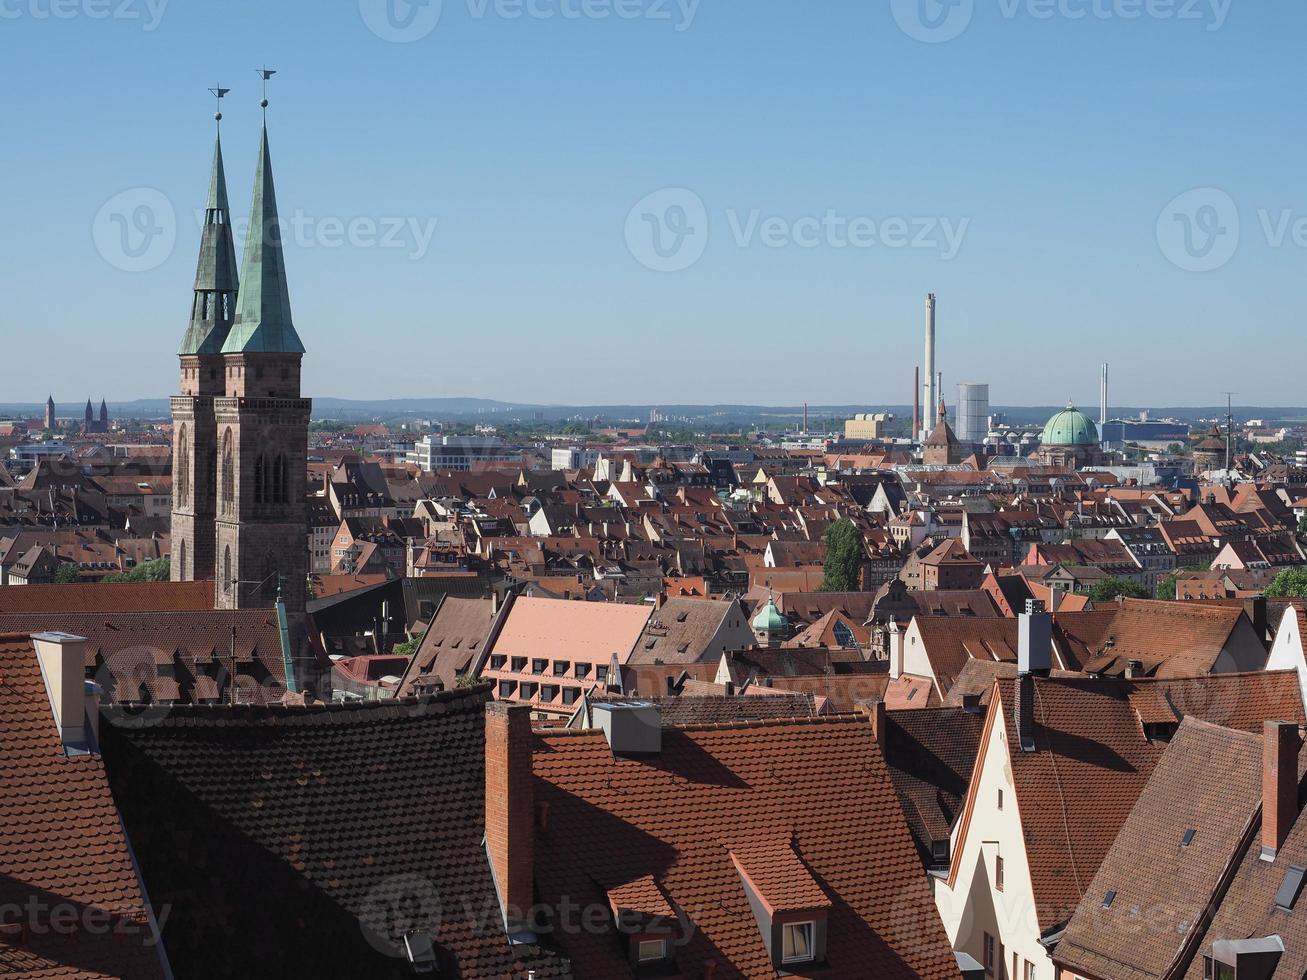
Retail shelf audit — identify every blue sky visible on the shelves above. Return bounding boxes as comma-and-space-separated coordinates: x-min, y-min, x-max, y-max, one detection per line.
0, 0, 1303, 407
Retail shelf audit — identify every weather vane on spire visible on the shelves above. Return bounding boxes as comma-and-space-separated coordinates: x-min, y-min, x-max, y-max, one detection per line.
208, 85, 230, 131
256, 67, 276, 119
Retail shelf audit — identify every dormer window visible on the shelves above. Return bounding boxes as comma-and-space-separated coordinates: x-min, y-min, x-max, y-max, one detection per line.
782, 921, 815, 964
637, 939, 667, 963
731, 839, 831, 970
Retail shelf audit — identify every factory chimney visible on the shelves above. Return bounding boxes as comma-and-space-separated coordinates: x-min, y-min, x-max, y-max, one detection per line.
912, 366, 920, 443
1099, 364, 1108, 445
924, 294, 937, 435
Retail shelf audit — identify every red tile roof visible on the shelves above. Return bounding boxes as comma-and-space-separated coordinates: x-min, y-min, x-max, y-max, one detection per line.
533, 715, 959, 978
0, 634, 166, 979
0, 580, 212, 614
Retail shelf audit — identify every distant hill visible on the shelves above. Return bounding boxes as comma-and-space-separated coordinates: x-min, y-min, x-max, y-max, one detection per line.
3, 399, 1305, 427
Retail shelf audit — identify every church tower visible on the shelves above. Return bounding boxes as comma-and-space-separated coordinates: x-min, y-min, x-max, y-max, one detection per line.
213, 102, 311, 643
172, 105, 239, 584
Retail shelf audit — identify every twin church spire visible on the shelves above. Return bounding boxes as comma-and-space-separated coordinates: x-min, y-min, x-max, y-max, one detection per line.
179, 83, 303, 358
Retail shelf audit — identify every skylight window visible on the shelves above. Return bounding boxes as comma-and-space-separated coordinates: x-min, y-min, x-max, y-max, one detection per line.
1182, 828, 1197, 847
1103, 890, 1116, 908
1274, 865, 1306, 911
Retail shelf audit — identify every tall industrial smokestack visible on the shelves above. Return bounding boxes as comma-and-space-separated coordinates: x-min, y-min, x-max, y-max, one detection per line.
803, 402, 808, 435
1100, 364, 1108, 446
924, 294, 937, 435
912, 366, 920, 443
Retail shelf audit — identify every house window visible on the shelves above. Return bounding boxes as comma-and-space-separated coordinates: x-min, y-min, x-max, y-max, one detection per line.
1024, 961, 1035, 980
596, 665, 609, 683
553, 661, 569, 676
997, 788, 1003, 810
781, 921, 815, 965
511, 657, 527, 672
489, 655, 507, 670
931, 839, 950, 865
562, 687, 580, 705
575, 663, 591, 679
520, 682, 537, 699
532, 659, 548, 675
540, 685, 559, 702
637, 939, 666, 963
996, 855, 1004, 892
984, 933, 995, 975
497, 681, 516, 698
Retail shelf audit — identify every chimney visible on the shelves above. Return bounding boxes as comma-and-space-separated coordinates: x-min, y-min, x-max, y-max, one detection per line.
870, 699, 887, 753
1018, 600, 1052, 676
31, 632, 89, 749
1261, 720, 1302, 862
1246, 596, 1269, 647
485, 702, 536, 939
888, 616, 905, 680
924, 294, 937, 434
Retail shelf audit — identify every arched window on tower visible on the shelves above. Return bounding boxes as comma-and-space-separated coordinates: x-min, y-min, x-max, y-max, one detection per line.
274, 454, 287, 504
223, 546, 232, 595
177, 425, 190, 507
221, 429, 234, 515
254, 454, 265, 504
178, 539, 187, 581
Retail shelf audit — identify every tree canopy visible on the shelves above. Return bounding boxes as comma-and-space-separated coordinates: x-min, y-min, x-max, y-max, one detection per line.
1087, 576, 1150, 602
53, 563, 80, 585
101, 557, 170, 584
819, 518, 863, 593
1266, 568, 1307, 599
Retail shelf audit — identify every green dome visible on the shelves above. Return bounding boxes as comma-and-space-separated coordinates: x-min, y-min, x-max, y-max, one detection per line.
1040, 403, 1099, 447
752, 598, 787, 632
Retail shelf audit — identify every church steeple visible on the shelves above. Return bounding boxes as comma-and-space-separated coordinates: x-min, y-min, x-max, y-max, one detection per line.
221, 121, 304, 355
179, 129, 240, 356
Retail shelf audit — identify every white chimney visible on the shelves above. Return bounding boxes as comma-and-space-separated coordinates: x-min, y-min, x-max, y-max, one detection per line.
1018, 601, 1052, 675
888, 616, 905, 680
31, 632, 89, 749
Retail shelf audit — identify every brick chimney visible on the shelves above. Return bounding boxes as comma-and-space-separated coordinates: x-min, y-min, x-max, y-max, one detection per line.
485, 701, 535, 937
1262, 720, 1302, 862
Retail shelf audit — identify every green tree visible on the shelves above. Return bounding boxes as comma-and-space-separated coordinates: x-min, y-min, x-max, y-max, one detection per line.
1266, 568, 1307, 599
102, 558, 170, 584
819, 518, 863, 593
53, 563, 80, 585
1087, 576, 1150, 602
1297, 514, 1307, 535
392, 637, 421, 657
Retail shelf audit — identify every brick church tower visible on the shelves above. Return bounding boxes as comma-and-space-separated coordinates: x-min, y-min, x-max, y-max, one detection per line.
213, 113, 311, 632
171, 122, 240, 583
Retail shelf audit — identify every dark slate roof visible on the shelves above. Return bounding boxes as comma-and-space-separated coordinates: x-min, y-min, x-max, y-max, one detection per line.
882, 706, 985, 861
99, 686, 570, 979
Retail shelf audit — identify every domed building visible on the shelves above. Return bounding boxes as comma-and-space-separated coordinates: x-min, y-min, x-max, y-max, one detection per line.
1035, 402, 1104, 468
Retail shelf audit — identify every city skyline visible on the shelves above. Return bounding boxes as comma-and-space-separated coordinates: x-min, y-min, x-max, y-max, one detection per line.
3, 0, 1305, 405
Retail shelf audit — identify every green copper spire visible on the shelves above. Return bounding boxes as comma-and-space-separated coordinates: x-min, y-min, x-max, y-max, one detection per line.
179, 134, 240, 355
222, 123, 305, 355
